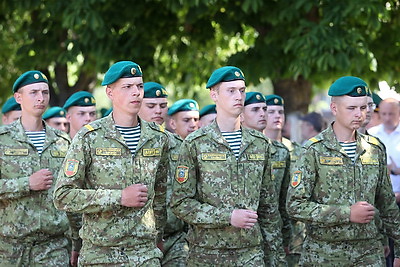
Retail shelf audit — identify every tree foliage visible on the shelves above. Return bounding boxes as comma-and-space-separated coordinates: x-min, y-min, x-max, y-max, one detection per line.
0, 0, 399, 113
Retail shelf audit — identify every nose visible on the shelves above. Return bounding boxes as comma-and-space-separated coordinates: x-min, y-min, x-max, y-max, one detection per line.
154, 105, 161, 114
132, 85, 141, 96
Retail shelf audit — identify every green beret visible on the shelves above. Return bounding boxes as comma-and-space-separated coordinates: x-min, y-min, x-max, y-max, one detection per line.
245, 92, 266, 106
101, 61, 142, 86
206, 66, 245, 88
144, 82, 168, 98
199, 104, 217, 118
1, 97, 21, 114
168, 99, 199, 116
265, 94, 284, 106
372, 93, 382, 110
43, 106, 67, 120
103, 107, 113, 117
328, 76, 368, 97
13, 70, 48, 93
63, 91, 96, 110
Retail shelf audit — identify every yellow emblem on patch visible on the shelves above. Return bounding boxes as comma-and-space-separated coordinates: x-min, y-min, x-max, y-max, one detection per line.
201, 153, 226, 161
320, 156, 343, 165
41, 73, 48, 80
143, 148, 161, 157
291, 171, 302, 188
96, 148, 122, 156
176, 166, 189, 184
361, 157, 379, 165
4, 148, 29, 156
274, 98, 279, 104
64, 159, 79, 177
171, 154, 179, 161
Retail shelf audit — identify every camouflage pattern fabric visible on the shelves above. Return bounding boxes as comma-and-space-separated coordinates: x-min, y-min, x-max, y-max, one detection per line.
287, 124, 400, 265
170, 121, 286, 266
269, 140, 292, 249
0, 118, 72, 265
53, 115, 169, 265
162, 132, 188, 266
187, 245, 265, 267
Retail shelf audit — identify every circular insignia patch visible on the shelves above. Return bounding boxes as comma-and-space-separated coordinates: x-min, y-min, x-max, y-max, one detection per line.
234, 71, 240, 77
34, 73, 40, 79
256, 94, 261, 100
274, 98, 279, 104
156, 90, 161, 96
131, 67, 136, 75
60, 110, 65, 116
84, 98, 89, 103
357, 87, 362, 94
189, 103, 195, 108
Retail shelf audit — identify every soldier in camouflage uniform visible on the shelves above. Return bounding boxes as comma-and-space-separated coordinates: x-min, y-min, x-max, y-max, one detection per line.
241, 92, 292, 263
171, 66, 286, 266
139, 82, 190, 266
0, 70, 74, 266
287, 76, 400, 266
54, 61, 169, 266
264, 94, 303, 266
1, 96, 21, 125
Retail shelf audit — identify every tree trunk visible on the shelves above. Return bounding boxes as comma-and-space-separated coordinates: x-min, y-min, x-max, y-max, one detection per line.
272, 76, 312, 114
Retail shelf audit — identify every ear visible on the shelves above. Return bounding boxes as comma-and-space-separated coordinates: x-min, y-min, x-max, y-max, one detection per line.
106, 86, 113, 100
330, 102, 337, 116
239, 113, 245, 123
210, 89, 218, 102
169, 117, 177, 131
14, 92, 22, 104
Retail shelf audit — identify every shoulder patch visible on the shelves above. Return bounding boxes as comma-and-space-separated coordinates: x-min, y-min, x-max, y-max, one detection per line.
176, 166, 189, 184
309, 137, 319, 143
84, 124, 94, 131
291, 171, 302, 188
64, 159, 79, 177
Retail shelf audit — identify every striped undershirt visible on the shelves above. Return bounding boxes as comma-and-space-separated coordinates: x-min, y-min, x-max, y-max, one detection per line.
26, 130, 46, 155
221, 130, 242, 159
115, 124, 141, 156
339, 141, 356, 162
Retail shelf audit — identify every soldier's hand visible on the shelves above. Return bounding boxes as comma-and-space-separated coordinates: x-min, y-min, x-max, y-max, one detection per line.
70, 251, 79, 266
29, 169, 53, 191
230, 209, 258, 229
121, 184, 148, 207
350, 201, 375, 224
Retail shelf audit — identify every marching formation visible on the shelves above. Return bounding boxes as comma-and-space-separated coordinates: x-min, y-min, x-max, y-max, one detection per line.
1, 60, 400, 267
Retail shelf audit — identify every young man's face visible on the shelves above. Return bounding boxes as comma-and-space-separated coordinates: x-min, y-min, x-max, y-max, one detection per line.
138, 98, 168, 125
46, 117, 69, 133
265, 105, 285, 131
66, 106, 97, 133
106, 77, 144, 116
199, 113, 217, 128
2, 110, 21, 125
331, 95, 367, 132
14, 82, 49, 117
170, 110, 199, 139
210, 80, 246, 117
362, 96, 374, 127
241, 102, 267, 132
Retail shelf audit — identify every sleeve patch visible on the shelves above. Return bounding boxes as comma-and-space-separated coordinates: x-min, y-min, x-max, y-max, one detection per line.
291, 171, 302, 188
176, 166, 189, 184
64, 159, 79, 177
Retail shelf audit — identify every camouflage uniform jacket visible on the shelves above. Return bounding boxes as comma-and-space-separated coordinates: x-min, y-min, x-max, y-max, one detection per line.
171, 121, 284, 261
270, 139, 291, 248
0, 119, 70, 241
286, 124, 400, 243
164, 132, 185, 236
53, 115, 168, 247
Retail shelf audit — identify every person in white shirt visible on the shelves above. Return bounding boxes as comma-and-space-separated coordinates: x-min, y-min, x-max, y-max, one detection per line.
368, 98, 400, 202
